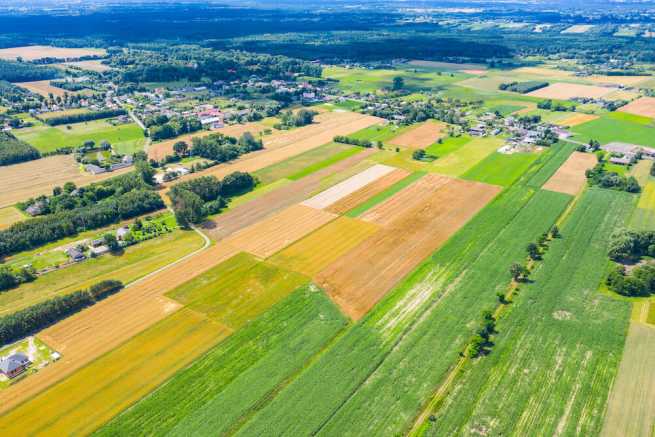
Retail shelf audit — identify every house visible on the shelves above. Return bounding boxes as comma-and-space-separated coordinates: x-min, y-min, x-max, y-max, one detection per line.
116, 226, 130, 241
66, 247, 86, 262
0, 353, 30, 379
610, 156, 632, 165
90, 239, 104, 248
25, 201, 46, 217
85, 164, 107, 175
200, 116, 224, 130
90, 245, 110, 256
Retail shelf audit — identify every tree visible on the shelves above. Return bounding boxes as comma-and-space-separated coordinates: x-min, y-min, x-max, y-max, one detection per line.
392, 76, 404, 90
103, 233, 120, 252
170, 188, 205, 228
412, 149, 426, 161
173, 141, 189, 157
550, 225, 560, 239
52, 186, 62, 196
527, 242, 540, 260
135, 159, 155, 185
63, 182, 77, 194
510, 263, 528, 282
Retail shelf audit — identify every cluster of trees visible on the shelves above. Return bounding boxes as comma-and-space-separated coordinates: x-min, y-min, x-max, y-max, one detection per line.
537, 99, 575, 112
0, 265, 36, 292
333, 135, 372, 148
606, 230, 655, 295
190, 131, 262, 162
586, 162, 640, 193
0, 190, 164, 258
499, 81, 549, 94
43, 109, 126, 126
469, 310, 497, 358
0, 280, 123, 346
0, 132, 40, 166
0, 80, 42, 112
364, 97, 472, 127
169, 172, 256, 227
148, 115, 202, 141
274, 109, 317, 130
0, 59, 59, 82
608, 229, 655, 261
606, 264, 655, 297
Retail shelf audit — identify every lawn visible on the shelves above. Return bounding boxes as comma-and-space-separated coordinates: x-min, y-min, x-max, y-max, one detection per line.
571, 112, 655, 147
462, 151, 540, 187
430, 137, 504, 176
0, 230, 205, 316
13, 119, 146, 154
0, 337, 57, 390
98, 285, 348, 436
323, 66, 464, 93
425, 189, 634, 436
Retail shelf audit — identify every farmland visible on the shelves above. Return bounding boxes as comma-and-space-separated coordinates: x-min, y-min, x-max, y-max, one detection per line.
15, 80, 71, 98
431, 137, 504, 176
571, 112, 655, 147
462, 151, 540, 187
387, 120, 447, 149
0, 206, 24, 230
0, 45, 105, 61
527, 82, 616, 100
630, 180, 655, 230
618, 96, 655, 119
542, 151, 597, 195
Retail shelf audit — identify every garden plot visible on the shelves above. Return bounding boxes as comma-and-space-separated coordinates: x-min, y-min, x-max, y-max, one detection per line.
301, 164, 396, 210
528, 82, 616, 100
326, 168, 410, 214
317, 175, 500, 320
618, 97, 655, 119
387, 120, 447, 149
542, 151, 597, 195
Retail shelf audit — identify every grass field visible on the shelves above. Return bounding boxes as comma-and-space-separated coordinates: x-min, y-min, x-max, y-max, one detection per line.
167, 252, 309, 329
425, 135, 471, 157
571, 112, 655, 147
630, 180, 655, 230
431, 137, 504, 176
13, 119, 145, 153
98, 285, 347, 436
526, 141, 578, 189
0, 309, 228, 436
323, 66, 464, 93
462, 151, 540, 186
424, 189, 634, 436
0, 230, 205, 316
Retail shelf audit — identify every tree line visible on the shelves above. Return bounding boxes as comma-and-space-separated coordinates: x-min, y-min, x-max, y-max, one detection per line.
0, 132, 40, 166
43, 108, 127, 126
0, 280, 123, 346
333, 135, 373, 148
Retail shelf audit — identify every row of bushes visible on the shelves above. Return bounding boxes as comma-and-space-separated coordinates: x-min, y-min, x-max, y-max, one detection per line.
0, 280, 123, 346
499, 81, 549, 94
43, 108, 127, 126
0, 132, 40, 166
333, 135, 372, 148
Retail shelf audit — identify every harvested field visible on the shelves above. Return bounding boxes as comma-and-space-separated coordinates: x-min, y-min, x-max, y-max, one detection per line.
0, 242, 240, 414
205, 148, 376, 240
605, 90, 641, 102
602, 322, 655, 437
15, 80, 70, 98
223, 204, 336, 259
528, 82, 616, 100
387, 120, 447, 149
0, 45, 105, 61
514, 67, 574, 78
147, 122, 266, 161
542, 151, 597, 195
301, 164, 396, 210
0, 310, 229, 436
619, 97, 655, 119
326, 168, 410, 214
0, 154, 130, 208
317, 175, 501, 319
58, 60, 111, 72
589, 75, 651, 87
556, 112, 600, 127
562, 24, 594, 33
269, 217, 379, 276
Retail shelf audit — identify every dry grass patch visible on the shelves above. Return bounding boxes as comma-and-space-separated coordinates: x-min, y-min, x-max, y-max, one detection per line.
269, 217, 379, 276
0, 207, 24, 230
589, 75, 651, 87
528, 82, 616, 100
58, 60, 112, 72
556, 113, 600, 127
562, 24, 595, 34
317, 175, 500, 320
388, 120, 448, 149
0, 45, 105, 61
15, 80, 71, 98
326, 168, 410, 214
619, 97, 655, 119
513, 67, 574, 78
542, 151, 597, 195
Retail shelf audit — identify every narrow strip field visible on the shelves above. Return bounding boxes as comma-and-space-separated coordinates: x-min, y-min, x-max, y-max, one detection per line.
526, 142, 578, 189
0, 207, 24, 230
326, 168, 410, 214
630, 180, 655, 230
462, 151, 540, 187
431, 137, 503, 176
542, 151, 597, 195
528, 82, 616, 100
345, 171, 425, 217
424, 189, 634, 436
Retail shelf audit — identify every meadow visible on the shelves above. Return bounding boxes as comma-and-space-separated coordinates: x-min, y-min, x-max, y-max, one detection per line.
0, 206, 25, 230
571, 112, 655, 147
13, 119, 145, 153
424, 189, 634, 436
430, 137, 504, 176
462, 151, 540, 187
630, 180, 655, 230
323, 66, 465, 93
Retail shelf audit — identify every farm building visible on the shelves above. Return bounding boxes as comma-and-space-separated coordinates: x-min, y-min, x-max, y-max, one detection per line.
116, 226, 130, 241
66, 247, 86, 262
0, 353, 30, 379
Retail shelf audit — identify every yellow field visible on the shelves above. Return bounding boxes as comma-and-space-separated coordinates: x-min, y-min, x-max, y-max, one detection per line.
58, 60, 111, 72
630, 160, 652, 187
0, 207, 24, 230
0, 309, 229, 436
269, 217, 379, 276
0, 45, 105, 61
637, 181, 655, 210
556, 113, 599, 127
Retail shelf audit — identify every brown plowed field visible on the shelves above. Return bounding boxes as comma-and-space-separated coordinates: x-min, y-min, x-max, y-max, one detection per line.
388, 120, 447, 149
205, 148, 376, 240
0, 242, 240, 414
618, 97, 655, 119
316, 175, 501, 320
0, 155, 131, 208
542, 151, 597, 195
326, 168, 410, 214
16, 80, 71, 98
223, 204, 337, 258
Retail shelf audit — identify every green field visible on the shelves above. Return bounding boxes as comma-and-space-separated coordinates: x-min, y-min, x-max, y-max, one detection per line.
462, 151, 540, 186
630, 180, 655, 230
323, 66, 465, 93
349, 123, 410, 143
571, 112, 655, 147
526, 141, 578, 188
424, 189, 634, 436
13, 119, 146, 153
425, 135, 471, 158
431, 137, 504, 176
98, 285, 347, 436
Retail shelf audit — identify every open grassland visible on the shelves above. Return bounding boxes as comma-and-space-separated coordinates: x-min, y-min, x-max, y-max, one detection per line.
388, 120, 447, 149
407, 60, 487, 73
431, 137, 503, 176
235, 178, 572, 436
542, 151, 597, 195
602, 323, 655, 437
0, 230, 205, 316
630, 180, 655, 230
13, 119, 145, 154
528, 82, 616, 100
323, 66, 464, 93
326, 168, 410, 214
618, 96, 655, 119
424, 189, 634, 437
571, 112, 655, 147
0, 242, 240, 414
16, 80, 73, 98
0, 154, 131, 208
345, 171, 425, 217
0, 309, 228, 436
462, 151, 540, 187
167, 252, 309, 329
0, 45, 105, 61
269, 217, 379, 277
0, 207, 24, 230
98, 286, 347, 436
317, 174, 501, 320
